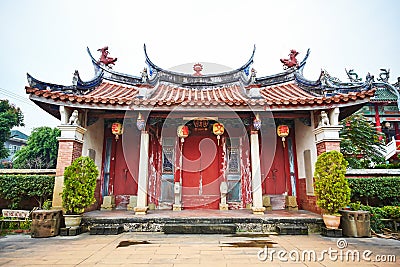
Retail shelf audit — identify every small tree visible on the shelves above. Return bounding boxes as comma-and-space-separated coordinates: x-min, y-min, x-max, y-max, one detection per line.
0, 99, 24, 159
13, 127, 60, 169
340, 113, 385, 168
62, 156, 99, 214
314, 151, 351, 215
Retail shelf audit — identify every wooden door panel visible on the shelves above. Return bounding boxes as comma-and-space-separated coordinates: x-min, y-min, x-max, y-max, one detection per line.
182, 131, 220, 209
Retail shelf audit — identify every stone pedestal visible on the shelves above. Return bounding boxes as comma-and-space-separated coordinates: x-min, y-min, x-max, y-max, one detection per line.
285, 196, 298, 211
126, 196, 137, 211
313, 126, 342, 155
136, 131, 149, 215
52, 125, 86, 210
219, 204, 229, 210
262, 195, 272, 211
173, 204, 182, 211
251, 206, 266, 215
100, 195, 115, 211
134, 206, 148, 215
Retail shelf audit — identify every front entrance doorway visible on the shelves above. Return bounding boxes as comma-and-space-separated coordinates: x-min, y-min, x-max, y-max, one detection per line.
182, 129, 222, 209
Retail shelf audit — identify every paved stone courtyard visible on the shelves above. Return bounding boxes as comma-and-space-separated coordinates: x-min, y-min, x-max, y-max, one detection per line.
0, 232, 399, 266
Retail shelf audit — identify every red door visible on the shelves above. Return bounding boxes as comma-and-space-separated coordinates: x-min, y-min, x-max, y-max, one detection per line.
182, 130, 221, 209
262, 136, 288, 195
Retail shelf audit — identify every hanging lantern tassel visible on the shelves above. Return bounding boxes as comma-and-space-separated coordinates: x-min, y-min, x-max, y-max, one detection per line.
281, 136, 286, 148
213, 123, 224, 146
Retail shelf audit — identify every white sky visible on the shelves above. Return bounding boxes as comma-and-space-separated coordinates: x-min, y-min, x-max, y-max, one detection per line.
0, 0, 399, 135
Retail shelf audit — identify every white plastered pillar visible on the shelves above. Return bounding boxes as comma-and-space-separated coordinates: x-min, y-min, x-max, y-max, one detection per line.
250, 132, 266, 215
134, 131, 149, 215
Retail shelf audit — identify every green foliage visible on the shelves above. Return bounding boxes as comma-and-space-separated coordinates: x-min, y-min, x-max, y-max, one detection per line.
62, 156, 99, 214
0, 175, 54, 208
373, 162, 400, 169
360, 205, 400, 233
349, 201, 361, 211
359, 205, 386, 233
0, 99, 24, 158
381, 206, 400, 219
347, 177, 400, 206
42, 199, 52, 210
314, 151, 351, 215
340, 114, 385, 169
13, 127, 60, 169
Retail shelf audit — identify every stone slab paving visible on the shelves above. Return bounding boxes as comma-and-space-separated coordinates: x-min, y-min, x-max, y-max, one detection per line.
0, 232, 398, 266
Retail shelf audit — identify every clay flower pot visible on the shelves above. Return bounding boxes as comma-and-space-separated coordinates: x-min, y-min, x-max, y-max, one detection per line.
323, 214, 341, 229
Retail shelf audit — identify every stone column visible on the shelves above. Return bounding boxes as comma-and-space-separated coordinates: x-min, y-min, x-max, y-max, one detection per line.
52, 125, 87, 209
250, 132, 266, 215
134, 131, 149, 215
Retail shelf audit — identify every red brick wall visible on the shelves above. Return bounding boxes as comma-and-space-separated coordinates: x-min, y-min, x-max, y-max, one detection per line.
55, 140, 83, 176
316, 141, 340, 155
297, 179, 322, 214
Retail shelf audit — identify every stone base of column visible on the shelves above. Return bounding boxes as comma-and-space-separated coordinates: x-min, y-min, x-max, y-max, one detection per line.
134, 206, 148, 215
126, 196, 137, 211
219, 204, 229, 210
252, 206, 266, 215
172, 204, 182, 211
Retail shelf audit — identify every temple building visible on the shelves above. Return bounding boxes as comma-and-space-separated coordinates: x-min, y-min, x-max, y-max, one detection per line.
25, 46, 376, 214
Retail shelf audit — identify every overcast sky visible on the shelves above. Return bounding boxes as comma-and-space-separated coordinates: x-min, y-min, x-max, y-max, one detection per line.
1, 0, 399, 135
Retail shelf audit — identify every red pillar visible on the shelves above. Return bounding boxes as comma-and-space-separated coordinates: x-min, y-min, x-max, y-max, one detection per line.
374, 104, 382, 132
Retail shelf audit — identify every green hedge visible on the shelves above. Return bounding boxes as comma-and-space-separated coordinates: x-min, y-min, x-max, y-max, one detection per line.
347, 177, 400, 206
0, 175, 54, 209
360, 205, 400, 233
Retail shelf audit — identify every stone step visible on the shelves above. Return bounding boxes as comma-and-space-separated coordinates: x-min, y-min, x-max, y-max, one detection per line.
60, 226, 84, 236
163, 223, 237, 234
89, 224, 124, 235
276, 224, 308, 235
269, 195, 286, 210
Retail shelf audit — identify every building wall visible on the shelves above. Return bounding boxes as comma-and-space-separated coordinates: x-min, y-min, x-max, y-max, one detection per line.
294, 114, 320, 213
82, 118, 104, 171
82, 118, 104, 210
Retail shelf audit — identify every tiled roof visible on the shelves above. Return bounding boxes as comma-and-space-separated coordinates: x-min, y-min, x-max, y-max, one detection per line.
370, 87, 397, 102
26, 81, 375, 108
133, 84, 250, 106
26, 82, 138, 105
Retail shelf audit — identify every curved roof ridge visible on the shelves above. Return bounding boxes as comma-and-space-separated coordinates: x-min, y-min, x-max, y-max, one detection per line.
144, 44, 255, 78
26, 67, 104, 95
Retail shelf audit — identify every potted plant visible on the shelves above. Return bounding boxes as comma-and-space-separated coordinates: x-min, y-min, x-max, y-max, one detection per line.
62, 156, 99, 227
314, 150, 351, 229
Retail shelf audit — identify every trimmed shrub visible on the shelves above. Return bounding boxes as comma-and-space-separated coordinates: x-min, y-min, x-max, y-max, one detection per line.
62, 156, 99, 214
314, 151, 351, 215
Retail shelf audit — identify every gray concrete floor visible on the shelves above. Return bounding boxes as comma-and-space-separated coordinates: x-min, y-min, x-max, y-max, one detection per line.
0, 232, 399, 266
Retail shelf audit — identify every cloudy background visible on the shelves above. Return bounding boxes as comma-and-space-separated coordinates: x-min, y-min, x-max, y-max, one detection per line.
0, 0, 399, 134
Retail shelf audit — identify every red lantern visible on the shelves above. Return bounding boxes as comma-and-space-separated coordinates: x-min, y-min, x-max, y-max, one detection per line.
213, 122, 224, 145
177, 125, 189, 142
111, 122, 123, 141
277, 125, 289, 147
